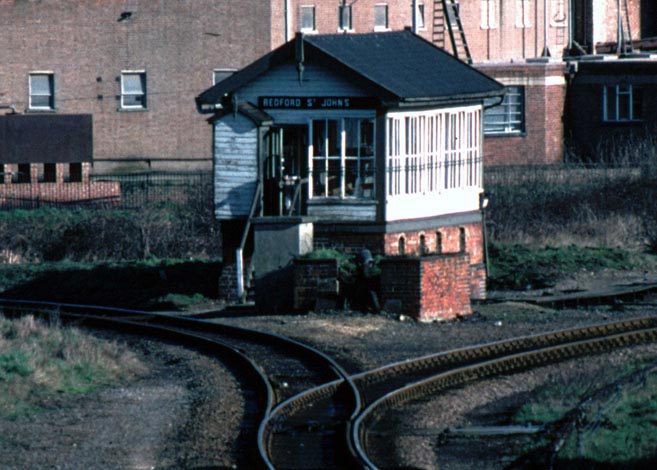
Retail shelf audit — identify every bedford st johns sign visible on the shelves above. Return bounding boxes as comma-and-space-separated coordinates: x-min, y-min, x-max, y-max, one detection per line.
258, 96, 377, 110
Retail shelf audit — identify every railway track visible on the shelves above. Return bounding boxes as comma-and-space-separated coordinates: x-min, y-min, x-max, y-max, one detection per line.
0, 298, 359, 469
3, 298, 657, 468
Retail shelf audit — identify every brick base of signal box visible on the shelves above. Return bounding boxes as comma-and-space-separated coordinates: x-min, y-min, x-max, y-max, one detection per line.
379, 253, 472, 322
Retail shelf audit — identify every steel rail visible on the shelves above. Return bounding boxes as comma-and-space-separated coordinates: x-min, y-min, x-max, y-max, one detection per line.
0, 298, 357, 469
351, 325, 657, 469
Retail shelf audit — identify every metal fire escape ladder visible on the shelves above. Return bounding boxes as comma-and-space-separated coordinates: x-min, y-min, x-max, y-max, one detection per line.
617, 0, 634, 55
436, 0, 472, 64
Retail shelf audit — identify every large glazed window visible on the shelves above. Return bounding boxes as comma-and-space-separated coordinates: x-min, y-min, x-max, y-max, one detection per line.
484, 85, 525, 135
310, 118, 375, 199
387, 106, 482, 197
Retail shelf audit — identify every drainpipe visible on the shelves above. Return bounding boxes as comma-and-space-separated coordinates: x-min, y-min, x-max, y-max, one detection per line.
541, 0, 551, 57
412, 0, 418, 33
285, 0, 291, 42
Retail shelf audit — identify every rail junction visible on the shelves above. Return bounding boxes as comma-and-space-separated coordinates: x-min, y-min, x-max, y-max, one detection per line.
1, 284, 657, 469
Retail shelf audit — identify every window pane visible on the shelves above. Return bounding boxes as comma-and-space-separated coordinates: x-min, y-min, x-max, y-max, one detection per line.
31, 95, 52, 108
484, 86, 524, 134
416, 4, 425, 28
633, 88, 643, 119
30, 75, 51, 94
301, 6, 315, 30
375, 5, 388, 28
123, 74, 144, 94
339, 5, 351, 30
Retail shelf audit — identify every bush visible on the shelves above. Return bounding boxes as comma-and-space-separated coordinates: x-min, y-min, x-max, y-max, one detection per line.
0, 205, 220, 263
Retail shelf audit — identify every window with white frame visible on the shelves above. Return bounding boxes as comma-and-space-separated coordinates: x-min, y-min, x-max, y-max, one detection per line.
300, 5, 316, 32
213, 69, 236, 85
29, 73, 54, 110
480, 0, 498, 29
484, 86, 525, 134
121, 72, 147, 109
339, 4, 352, 31
603, 84, 642, 122
515, 0, 532, 28
310, 118, 375, 199
374, 4, 389, 30
387, 107, 482, 197
414, 3, 426, 30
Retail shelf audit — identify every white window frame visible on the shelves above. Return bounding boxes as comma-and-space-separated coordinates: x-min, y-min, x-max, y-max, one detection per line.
309, 117, 376, 200
300, 5, 316, 33
483, 86, 525, 135
338, 4, 353, 32
414, 3, 426, 30
213, 68, 236, 85
120, 71, 147, 110
387, 107, 482, 197
374, 3, 389, 31
515, 0, 532, 28
603, 84, 642, 123
29, 72, 55, 110
480, 0, 498, 29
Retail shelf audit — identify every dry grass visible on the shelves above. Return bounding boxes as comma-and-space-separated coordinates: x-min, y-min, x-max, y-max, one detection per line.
0, 314, 147, 419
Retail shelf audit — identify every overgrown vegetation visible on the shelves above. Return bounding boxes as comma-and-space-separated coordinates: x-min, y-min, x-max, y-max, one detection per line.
0, 203, 220, 263
512, 357, 657, 467
0, 314, 146, 419
487, 244, 657, 291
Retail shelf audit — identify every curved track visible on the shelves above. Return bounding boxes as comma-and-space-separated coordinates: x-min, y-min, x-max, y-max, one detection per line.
4, 298, 657, 469
0, 298, 358, 469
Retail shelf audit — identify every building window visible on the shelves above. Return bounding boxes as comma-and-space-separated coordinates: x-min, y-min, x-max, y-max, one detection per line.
515, 0, 532, 28
42, 163, 57, 183
29, 73, 54, 110
374, 4, 389, 31
213, 69, 236, 85
387, 107, 482, 197
398, 236, 406, 255
300, 5, 316, 32
121, 72, 147, 109
484, 86, 525, 135
414, 3, 426, 30
68, 163, 82, 183
311, 118, 375, 199
15, 164, 31, 184
339, 4, 352, 31
480, 0, 498, 29
603, 85, 642, 122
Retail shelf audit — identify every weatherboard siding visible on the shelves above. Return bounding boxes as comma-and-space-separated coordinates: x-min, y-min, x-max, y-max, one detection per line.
236, 63, 371, 125
214, 114, 259, 219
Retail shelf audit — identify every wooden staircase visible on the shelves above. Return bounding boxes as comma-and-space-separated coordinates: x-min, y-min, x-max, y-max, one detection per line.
433, 0, 472, 64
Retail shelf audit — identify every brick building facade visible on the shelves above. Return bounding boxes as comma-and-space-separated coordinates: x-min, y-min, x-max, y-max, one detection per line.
1, 1, 654, 181
0, 0, 274, 174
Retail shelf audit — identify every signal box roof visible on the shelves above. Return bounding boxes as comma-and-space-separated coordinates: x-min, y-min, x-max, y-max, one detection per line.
197, 30, 504, 108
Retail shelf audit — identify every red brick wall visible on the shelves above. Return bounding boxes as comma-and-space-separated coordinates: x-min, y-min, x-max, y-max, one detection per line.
0, 1, 273, 173
478, 62, 567, 166
279, 0, 434, 47
0, 163, 120, 206
314, 219, 487, 300
293, 258, 340, 311
380, 254, 472, 321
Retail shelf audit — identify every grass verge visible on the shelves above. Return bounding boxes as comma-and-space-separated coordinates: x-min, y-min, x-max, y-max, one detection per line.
0, 314, 146, 420
487, 243, 657, 291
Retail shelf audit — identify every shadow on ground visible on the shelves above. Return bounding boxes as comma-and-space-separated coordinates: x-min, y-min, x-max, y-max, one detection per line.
0, 261, 222, 311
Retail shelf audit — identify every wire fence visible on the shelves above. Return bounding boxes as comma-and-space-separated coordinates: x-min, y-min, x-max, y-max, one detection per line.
0, 171, 213, 211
